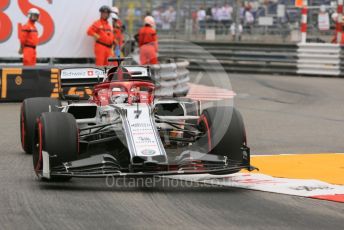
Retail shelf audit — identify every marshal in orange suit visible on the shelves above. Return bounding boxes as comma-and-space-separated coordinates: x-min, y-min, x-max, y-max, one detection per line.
138, 16, 158, 65
87, 5, 114, 66
19, 8, 40, 66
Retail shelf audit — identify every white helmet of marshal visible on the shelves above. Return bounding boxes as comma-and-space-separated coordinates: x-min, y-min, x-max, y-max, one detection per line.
27, 8, 40, 17
144, 16, 155, 27
111, 12, 119, 20
112, 6, 119, 15
332, 13, 338, 22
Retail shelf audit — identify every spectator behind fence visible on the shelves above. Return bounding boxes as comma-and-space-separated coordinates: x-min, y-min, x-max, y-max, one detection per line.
161, 7, 176, 31
230, 23, 243, 41
192, 10, 198, 34
169, 7, 177, 31
197, 7, 206, 34
211, 4, 221, 26
244, 8, 255, 34
152, 7, 163, 30
219, 4, 233, 34
206, 7, 212, 21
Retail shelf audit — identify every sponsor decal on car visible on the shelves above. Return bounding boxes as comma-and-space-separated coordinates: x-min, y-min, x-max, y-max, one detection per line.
141, 149, 156, 156
87, 71, 94, 76
61, 68, 105, 79
125, 105, 166, 157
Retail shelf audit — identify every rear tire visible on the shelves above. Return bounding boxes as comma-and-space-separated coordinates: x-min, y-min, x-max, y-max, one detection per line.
33, 112, 78, 182
20, 97, 61, 154
198, 106, 247, 175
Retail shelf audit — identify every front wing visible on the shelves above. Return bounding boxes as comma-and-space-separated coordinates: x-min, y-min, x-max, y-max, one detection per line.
38, 149, 255, 179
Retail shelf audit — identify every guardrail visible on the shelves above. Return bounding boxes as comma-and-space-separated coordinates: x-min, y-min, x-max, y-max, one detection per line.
158, 40, 344, 77
1, 41, 343, 79
159, 41, 299, 75
297, 43, 341, 76
151, 58, 190, 97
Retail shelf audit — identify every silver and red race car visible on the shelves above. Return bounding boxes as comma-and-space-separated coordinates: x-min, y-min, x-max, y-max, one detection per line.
20, 61, 254, 181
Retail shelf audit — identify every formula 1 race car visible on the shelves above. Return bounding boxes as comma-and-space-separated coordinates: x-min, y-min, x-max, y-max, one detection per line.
20, 60, 254, 181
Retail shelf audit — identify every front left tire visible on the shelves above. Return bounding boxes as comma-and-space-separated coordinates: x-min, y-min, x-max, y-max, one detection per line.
20, 97, 61, 154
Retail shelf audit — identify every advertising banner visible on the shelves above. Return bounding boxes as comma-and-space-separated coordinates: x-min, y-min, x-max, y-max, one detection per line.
0, 67, 59, 102
0, 0, 112, 58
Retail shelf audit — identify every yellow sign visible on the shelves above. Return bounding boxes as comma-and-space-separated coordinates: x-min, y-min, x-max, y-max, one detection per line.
50, 68, 60, 98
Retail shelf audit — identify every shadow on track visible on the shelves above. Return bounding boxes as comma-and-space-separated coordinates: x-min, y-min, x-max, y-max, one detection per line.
37, 177, 247, 194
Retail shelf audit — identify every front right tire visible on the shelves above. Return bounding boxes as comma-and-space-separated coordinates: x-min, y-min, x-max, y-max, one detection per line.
198, 106, 247, 175
33, 112, 78, 181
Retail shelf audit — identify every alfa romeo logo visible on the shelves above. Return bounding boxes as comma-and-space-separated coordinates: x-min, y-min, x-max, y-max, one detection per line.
141, 149, 156, 156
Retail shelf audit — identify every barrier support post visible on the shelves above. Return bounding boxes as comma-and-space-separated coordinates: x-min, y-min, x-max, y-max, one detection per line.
300, 0, 308, 43
337, 0, 343, 44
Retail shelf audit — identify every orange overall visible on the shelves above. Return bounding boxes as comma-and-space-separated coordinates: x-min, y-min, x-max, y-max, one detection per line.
19, 21, 38, 66
138, 25, 158, 65
87, 19, 114, 66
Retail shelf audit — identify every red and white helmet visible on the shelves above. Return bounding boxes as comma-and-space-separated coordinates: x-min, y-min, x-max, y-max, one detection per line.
144, 16, 155, 27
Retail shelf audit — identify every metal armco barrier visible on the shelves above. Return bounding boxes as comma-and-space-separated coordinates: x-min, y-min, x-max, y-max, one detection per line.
150, 58, 190, 97
297, 43, 341, 76
0, 68, 59, 102
159, 41, 299, 75
159, 41, 344, 77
